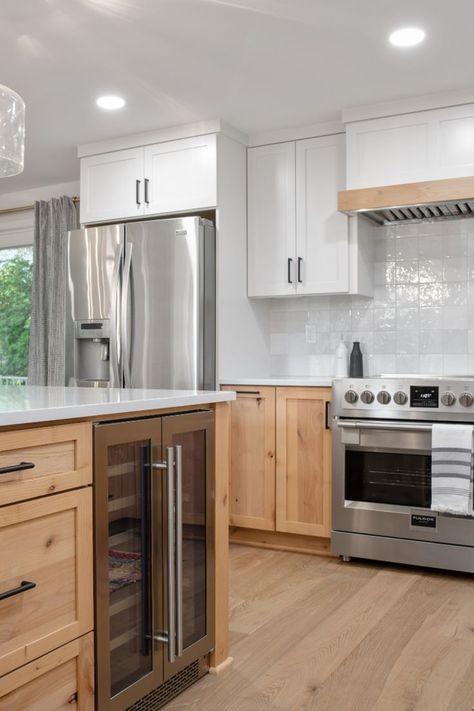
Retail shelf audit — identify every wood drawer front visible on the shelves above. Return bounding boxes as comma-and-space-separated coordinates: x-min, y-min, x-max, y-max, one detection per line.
0, 489, 93, 676
0, 632, 94, 710
0, 423, 92, 506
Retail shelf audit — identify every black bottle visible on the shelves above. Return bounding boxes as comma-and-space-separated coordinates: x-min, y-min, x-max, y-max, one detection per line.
349, 341, 363, 378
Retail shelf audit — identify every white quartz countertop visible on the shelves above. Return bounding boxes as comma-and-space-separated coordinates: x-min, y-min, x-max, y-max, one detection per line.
220, 377, 333, 387
0, 386, 235, 427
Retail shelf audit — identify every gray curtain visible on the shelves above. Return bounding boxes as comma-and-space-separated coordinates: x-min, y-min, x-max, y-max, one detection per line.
28, 196, 79, 385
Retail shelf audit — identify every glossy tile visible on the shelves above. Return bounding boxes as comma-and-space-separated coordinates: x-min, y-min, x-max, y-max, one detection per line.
269, 221, 474, 378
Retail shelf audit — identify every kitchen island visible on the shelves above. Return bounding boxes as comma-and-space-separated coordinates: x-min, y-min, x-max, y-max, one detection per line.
0, 385, 235, 711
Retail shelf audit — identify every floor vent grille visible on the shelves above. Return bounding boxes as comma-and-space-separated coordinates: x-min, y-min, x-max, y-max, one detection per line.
125, 660, 200, 711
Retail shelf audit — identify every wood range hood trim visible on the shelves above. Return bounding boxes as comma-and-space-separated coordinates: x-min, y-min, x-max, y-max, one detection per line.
338, 176, 474, 225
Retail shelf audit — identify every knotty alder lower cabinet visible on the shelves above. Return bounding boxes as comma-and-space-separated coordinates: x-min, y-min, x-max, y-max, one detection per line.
0, 633, 94, 711
223, 385, 332, 554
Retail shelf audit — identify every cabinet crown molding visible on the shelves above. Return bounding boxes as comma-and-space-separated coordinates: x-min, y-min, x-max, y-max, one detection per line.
78, 119, 248, 158
342, 87, 474, 124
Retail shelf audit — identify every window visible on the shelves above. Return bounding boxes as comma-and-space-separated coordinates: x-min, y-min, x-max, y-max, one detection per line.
0, 246, 33, 383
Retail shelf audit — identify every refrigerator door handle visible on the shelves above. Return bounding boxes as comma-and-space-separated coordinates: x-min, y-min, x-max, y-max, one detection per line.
175, 445, 184, 657
121, 244, 133, 387
110, 243, 123, 387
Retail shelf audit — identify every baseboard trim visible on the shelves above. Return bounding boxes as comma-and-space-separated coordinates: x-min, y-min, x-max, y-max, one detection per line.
209, 656, 233, 675
229, 527, 333, 557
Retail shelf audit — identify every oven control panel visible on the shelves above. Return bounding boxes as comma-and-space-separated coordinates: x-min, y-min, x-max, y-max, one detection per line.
335, 377, 474, 418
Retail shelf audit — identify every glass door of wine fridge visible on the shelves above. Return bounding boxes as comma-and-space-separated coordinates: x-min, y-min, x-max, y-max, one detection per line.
94, 417, 164, 711
162, 411, 215, 680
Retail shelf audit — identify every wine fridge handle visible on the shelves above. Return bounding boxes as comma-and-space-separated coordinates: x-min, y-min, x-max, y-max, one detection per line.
165, 446, 176, 663
175, 445, 184, 657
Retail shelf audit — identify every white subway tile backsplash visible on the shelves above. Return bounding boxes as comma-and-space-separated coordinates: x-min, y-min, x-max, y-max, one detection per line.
418, 259, 443, 283
443, 257, 468, 282
373, 308, 396, 331
397, 331, 419, 355
420, 330, 443, 354
396, 236, 419, 260
269, 220, 474, 377
443, 354, 468, 375
419, 355, 443, 374
420, 307, 443, 330
442, 330, 467, 354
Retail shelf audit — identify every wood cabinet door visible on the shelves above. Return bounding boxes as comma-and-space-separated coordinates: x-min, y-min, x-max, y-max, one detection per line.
247, 142, 296, 297
144, 135, 217, 215
222, 386, 276, 531
0, 633, 94, 711
80, 147, 145, 223
296, 134, 349, 295
276, 387, 332, 538
0, 489, 93, 676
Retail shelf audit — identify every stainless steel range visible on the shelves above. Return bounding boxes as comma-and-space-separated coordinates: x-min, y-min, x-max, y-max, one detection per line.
332, 375, 474, 573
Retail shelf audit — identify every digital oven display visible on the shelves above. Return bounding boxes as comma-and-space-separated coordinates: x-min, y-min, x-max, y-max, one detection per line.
410, 385, 439, 408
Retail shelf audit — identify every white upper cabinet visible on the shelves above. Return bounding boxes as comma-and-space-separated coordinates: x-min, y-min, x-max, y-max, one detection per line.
248, 134, 370, 297
144, 135, 216, 215
296, 135, 348, 294
346, 103, 474, 189
248, 142, 296, 297
80, 147, 144, 223
79, 135, 217, 224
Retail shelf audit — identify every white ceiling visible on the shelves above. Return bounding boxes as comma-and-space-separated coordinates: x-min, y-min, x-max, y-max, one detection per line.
1, 0, 474, 194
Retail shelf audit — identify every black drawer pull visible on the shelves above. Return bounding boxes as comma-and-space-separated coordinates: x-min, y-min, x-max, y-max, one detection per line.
0, 580, 36, 601
0, 461, 35, 476
235, 390, 261, 396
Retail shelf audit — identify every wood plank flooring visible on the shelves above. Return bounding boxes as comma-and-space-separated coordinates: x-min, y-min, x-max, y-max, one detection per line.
165, 545, 474, 711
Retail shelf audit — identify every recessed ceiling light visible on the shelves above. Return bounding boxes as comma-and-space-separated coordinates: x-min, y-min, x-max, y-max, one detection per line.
389, 27, 426, 48
96, 95, 126, 110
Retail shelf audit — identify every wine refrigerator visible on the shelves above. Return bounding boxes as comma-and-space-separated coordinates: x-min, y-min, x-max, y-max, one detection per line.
94, 410, 215, 710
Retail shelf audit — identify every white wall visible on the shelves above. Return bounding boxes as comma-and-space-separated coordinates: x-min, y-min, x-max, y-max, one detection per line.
216, 134, 271, 379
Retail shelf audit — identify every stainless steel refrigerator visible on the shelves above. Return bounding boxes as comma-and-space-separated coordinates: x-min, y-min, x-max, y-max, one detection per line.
66, 216, 216, 390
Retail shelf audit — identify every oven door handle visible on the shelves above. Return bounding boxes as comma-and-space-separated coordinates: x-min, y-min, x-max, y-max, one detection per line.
337, 420, 433, 432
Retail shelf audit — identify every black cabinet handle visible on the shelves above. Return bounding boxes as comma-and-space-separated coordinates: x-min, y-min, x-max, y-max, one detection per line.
0, 461, 34, 476
235, 390, 261, 396
325, 401, 331, 430
287, 258, 293, 284
0, 580, 36, 601
136, 179, 141, 206
144, 178, 150, 205
297, 257, 303, 284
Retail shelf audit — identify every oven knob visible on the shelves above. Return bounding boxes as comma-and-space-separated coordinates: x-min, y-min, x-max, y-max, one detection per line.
360, 390, 374, 404
459, 392, 473, 408
394, 391, 408, 406
377, 390, 391, 405
344, 390, 359, 404
441, 391, 456, 407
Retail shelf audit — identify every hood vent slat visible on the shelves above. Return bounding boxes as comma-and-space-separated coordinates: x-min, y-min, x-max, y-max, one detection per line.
338, 176, 474, 226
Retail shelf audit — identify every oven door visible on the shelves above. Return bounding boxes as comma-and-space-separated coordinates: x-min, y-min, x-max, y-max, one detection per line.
333, 419, 473, 545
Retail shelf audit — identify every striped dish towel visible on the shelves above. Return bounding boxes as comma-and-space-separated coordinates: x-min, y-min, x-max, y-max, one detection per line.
431, 423, 473, 516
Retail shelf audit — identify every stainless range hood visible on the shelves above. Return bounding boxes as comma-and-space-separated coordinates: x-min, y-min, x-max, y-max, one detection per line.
338, 176, 474, 226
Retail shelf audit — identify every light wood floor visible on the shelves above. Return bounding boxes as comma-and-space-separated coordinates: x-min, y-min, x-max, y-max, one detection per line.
166, 545, 474, 711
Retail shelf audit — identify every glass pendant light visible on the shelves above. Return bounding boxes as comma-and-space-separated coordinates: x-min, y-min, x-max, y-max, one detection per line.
0, 85, 25, 177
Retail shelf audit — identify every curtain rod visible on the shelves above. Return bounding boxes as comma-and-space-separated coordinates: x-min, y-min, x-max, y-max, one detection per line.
0, 196, 80, 216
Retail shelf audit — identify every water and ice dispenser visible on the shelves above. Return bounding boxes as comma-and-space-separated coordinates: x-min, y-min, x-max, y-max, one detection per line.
73, 320, 110, 384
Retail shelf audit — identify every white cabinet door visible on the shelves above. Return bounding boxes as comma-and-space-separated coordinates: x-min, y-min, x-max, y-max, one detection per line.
346, 103, 474, 189
296, 134, 349, 294
144, 135, 217, 215
248, 142, 296, 297
80, 147, 144, 224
